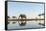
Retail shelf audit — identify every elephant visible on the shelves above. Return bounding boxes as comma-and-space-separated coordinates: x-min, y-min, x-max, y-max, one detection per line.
18, 14, 27, 26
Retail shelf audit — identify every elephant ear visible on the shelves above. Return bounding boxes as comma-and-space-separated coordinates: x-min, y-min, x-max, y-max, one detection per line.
19, 14, 23, 17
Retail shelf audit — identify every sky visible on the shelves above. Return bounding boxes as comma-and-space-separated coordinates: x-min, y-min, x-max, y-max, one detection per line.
8, 2, 44, 19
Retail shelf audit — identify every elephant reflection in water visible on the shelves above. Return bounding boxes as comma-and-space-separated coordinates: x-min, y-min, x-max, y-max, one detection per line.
18, 14, 27, 26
